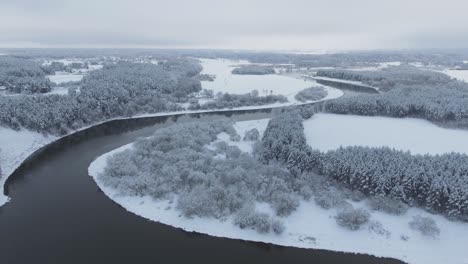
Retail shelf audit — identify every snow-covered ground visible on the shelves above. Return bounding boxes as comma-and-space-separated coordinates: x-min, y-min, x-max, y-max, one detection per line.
441, 69, 468, 83
304, 113, 468, 155
199, 59, 337, 103
47, 72, 84, 84
0, 127, 57, 205
349, 61, 401, 71
89, 118, 468, 264
208, 119, 270, 154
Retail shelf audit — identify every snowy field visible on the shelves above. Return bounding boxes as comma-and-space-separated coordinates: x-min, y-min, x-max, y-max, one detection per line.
348, 61, 401, 71
199, 59, 338, 103
47, 72, 84, 84
304, 113, 468, 155
89, 118, 468, 264
442, 69, 468, 83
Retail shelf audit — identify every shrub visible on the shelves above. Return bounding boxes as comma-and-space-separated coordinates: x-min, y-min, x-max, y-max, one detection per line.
234, 205, 271, 233
409, 215, 440, 238
314, 187, 346, 210
335, 207, 371, 230
368, 220, 391, 237
243, 128, 260, 141
271, 219, 285, 235
271, 192, 300, 216
295, 87, 327, 102
367, 196, 409, 215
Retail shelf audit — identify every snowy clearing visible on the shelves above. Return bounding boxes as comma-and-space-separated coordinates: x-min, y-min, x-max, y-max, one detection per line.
199, 59, 336, 103
304, 113, 468, 155
89, 119, 468, 264
349, 61, 401, 71
208, 119, 269, 154
441, 69, 468, 83
47, 72, 84, 84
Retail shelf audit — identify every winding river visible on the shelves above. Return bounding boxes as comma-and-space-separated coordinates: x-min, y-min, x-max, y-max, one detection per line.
0, 109, 403, 264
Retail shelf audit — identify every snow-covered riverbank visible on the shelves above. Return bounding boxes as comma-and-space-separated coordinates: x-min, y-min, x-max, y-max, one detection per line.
89, 118, 468, 264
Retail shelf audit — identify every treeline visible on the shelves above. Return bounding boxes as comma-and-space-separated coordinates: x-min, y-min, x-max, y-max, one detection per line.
0, 56, 52, 94
189, 91, 287, 110
316, 66, 451, 91
260, 111, 468, 221
0, 59, 202, 134
294, 87, 327, 102
41, 61, 88, 74
319, 146, 468, 221
232, 65, 275, 75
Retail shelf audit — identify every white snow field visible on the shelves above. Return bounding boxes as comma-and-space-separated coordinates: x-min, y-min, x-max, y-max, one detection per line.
89, 119, 468, 264
442, 69, 468, 83
199, 59, 343, 103
47, 72, 84, 84
349, 61, 401, 71
304, 113, 468, 155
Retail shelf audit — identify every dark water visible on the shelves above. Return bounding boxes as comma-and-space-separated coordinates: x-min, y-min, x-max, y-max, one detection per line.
0, 109, 404, 264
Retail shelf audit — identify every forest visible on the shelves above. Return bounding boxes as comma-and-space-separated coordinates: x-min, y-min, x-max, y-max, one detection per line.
0, 59, 202, 134
316, 65, 452, 91
99, 120, 296, 234
319, 82, 468, 128
0, 56, 52, 94
261, 110, 468, 222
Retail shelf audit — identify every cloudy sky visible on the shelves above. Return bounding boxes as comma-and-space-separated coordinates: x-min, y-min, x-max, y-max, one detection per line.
0, 0, 467, 51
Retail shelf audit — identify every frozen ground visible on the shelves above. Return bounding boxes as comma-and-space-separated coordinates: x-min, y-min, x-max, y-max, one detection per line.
304, 113, 468, 155
89, 119, 468, 264
199, 59, 337, 103
442, 69, 468, 83
47, 72, 84, 84
349, 61, 401, 71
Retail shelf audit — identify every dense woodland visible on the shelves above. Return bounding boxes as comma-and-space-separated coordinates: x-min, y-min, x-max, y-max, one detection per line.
261, 111, 468, 222
318, 82, 468, 128
316, 66, 452, 91
0, 56, 52, 94
99, 120, 296, 234
0, 59, 202, 134
190, 91, 287, 110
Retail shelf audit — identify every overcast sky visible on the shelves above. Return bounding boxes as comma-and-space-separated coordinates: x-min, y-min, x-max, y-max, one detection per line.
0, 0, 467, 51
